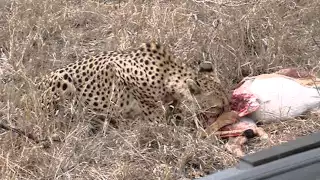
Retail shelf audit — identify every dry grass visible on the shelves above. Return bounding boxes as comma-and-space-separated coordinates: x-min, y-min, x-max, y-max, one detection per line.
0, 0, 320, 179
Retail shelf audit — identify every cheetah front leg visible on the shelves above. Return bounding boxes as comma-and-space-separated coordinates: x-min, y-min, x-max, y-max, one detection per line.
139, 101, 167, 123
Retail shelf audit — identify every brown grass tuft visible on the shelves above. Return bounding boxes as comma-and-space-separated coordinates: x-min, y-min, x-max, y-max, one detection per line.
0, 0, 319, 179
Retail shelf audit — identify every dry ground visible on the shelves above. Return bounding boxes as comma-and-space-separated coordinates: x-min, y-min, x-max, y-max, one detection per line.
0, 0, 320, 179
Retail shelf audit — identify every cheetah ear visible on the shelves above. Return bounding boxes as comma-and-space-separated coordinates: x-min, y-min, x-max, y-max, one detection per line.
186, 79, 201, 95
199, 61, 213, 72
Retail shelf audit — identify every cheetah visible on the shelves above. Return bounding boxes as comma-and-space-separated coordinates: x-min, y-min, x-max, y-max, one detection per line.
39, 42, 230, 130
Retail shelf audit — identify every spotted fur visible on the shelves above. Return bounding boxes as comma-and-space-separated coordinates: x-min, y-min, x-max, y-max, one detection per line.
39, 42, 230, 124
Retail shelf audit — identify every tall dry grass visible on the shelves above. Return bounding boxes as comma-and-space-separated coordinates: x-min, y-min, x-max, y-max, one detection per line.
0, 0, 319, 179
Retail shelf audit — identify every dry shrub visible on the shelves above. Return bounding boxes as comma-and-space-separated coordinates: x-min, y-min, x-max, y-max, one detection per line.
0, 0, 319, 179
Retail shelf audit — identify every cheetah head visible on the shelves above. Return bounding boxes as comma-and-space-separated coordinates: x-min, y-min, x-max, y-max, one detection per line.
185, 62, 231, 126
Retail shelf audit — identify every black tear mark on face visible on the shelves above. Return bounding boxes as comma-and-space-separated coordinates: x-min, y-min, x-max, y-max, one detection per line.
196, 80, 201, 87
